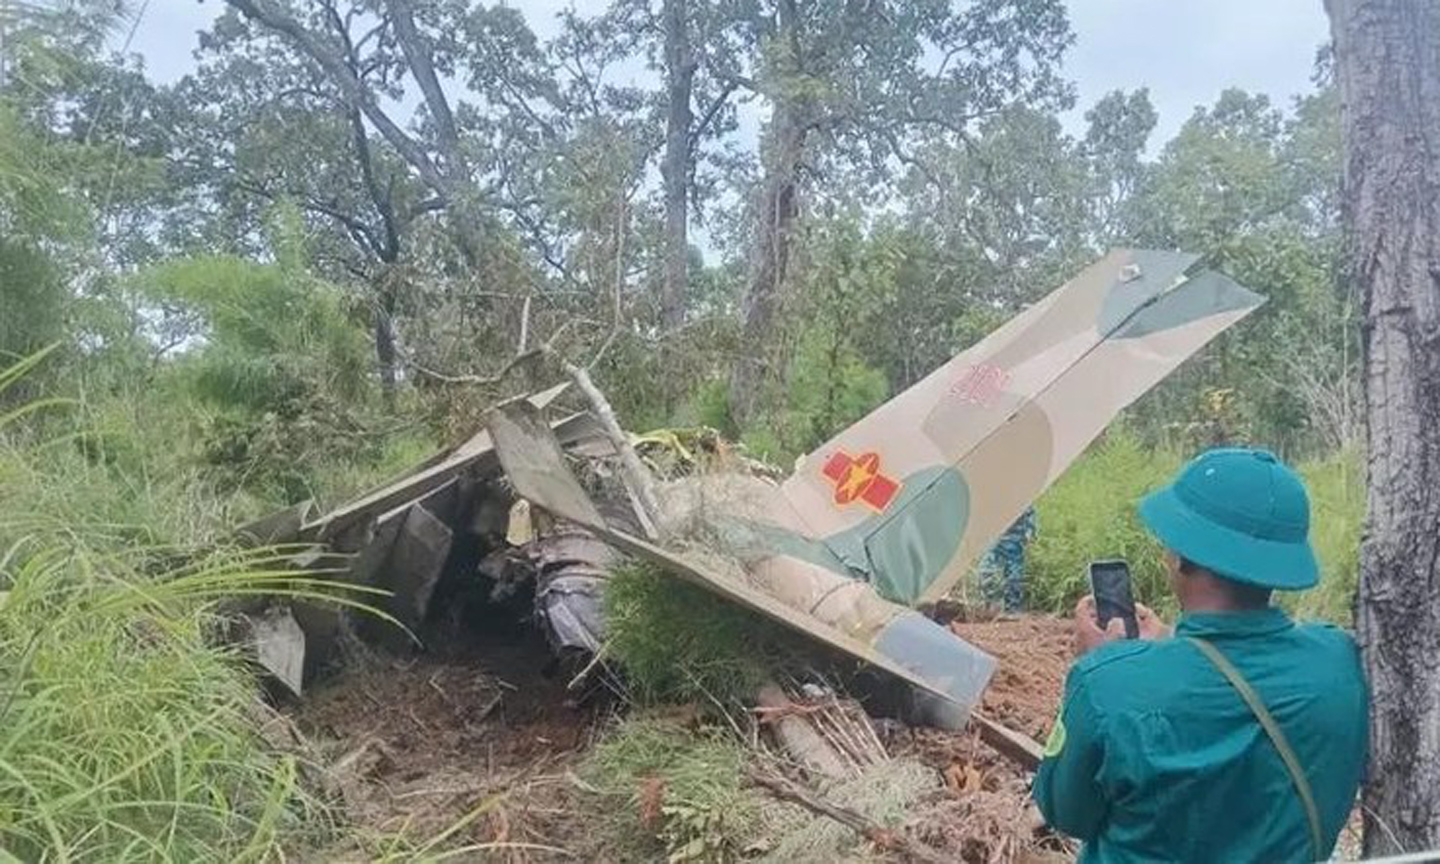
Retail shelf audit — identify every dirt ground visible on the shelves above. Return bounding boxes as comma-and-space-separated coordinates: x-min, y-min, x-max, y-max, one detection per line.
287, 608, 1077, 862
950, 614, 1072, 741
890, 614, 1075, 863
286, 603, 1368, 863
294, 608, 606, 860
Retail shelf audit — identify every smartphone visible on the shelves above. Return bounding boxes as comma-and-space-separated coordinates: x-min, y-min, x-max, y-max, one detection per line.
1089, 559, 1139, 639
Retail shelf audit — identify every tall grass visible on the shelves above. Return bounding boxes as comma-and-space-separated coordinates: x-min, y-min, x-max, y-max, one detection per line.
0, 351, 382, 861
1288, 448, 1363, 623
1025, 434, 1182, 615
0, 547, 336, 862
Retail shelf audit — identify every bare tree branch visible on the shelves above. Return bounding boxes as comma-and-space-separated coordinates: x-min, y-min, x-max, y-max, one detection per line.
688, 78, 739, 153
224, 0, 448, 196
383, 0, 460, 160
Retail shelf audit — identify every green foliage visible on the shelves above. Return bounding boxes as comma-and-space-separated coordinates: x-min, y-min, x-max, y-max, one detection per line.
1023, 435, 1361, 624
1024, 434, 1182, 615
747, 329, 887, 465
0, 104, 85, 242
0, 238, 64, 362
684, 379, 740, 439
581, 716, 759, 862
602, 562, 802, 706
0, 546, 337, 862
138, 252, 368, 412
741, 215, 897, 463
132, 213, 387, 502
1119, 85, 1354, 457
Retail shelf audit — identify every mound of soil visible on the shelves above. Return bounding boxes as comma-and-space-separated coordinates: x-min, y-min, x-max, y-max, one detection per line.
950, 615, 1072, 741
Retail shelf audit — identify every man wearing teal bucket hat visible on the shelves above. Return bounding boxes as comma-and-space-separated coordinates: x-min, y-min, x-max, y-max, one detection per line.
1032, 447, 1368, 863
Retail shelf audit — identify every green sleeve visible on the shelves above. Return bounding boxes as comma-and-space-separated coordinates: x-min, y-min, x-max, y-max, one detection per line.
1032, 666, 1107, 841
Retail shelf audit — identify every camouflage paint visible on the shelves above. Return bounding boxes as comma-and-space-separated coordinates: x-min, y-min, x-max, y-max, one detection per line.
1094, 249, 1201, 334
710, 466, 970, 605
776, 249, 1266, 610
854, 467, 969, 603
474, 250, 1269, 727
1113, 270, 1263, 340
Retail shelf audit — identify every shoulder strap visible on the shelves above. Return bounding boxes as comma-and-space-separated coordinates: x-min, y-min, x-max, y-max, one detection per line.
1187, 636, 1324, 862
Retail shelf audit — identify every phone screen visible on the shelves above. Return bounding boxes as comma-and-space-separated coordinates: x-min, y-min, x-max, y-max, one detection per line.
1089, 559, 1139, 639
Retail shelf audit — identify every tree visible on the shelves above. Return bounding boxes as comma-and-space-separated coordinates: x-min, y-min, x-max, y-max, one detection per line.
0, 1, 171, 371
1114, 85, 1354, 456
1326, 0, 1440, 855
1081, 88, 1157, 245
589, 0, 743, 333
180, 1, 459, 397
722, 0, 1073, 425
187, 1, 666, 406
659, 0, 695, 330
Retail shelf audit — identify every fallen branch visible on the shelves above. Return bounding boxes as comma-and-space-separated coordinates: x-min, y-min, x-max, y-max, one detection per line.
746, 767, 950, 864
407, 347, 543, 387
544, 347, 661, 538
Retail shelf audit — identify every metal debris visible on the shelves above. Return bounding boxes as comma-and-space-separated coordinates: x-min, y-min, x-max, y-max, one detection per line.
252, 605, 306, 696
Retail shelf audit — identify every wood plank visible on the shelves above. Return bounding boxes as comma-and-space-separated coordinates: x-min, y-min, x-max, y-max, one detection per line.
972, 711, 1045, 772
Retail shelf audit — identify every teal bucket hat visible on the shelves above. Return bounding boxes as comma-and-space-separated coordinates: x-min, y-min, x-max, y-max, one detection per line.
1138, 447, 1318, 590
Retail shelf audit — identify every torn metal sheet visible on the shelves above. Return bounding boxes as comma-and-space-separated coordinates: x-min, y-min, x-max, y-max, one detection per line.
489, 406, 607, 527
344, 508, 408, 588
253, 606, 306, 696
228, 387, 607, 692
299, 383, 573, 542
486, 401, 997, 722
347, 501, 453, 649
379, 503, 453, 627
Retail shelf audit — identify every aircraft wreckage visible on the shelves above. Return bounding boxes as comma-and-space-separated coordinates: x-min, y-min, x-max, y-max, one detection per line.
233, 248, 1265, 750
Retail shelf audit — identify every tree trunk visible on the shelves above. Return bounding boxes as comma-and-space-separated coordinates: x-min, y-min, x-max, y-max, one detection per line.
729, 0, 805, 428
375, 279, 399, 410
1326, 0, 1440, 855
660, 0, 694, 331
730, 107, 804, 427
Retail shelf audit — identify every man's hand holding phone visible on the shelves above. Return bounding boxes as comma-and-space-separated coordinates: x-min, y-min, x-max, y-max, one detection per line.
1071, 559, 1171, 656
1073, 596, 1170, 656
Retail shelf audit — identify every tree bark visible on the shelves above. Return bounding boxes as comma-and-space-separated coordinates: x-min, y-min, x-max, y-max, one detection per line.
660, 0, 695, 331
729, 0, 805, 427
1326, 0, 1440, 855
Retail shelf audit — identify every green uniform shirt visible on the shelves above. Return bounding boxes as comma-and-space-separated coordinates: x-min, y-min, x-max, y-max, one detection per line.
1032, 608, 1368, 863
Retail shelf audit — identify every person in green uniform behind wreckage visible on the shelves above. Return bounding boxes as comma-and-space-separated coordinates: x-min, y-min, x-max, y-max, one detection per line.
1032, 447, 1368, 863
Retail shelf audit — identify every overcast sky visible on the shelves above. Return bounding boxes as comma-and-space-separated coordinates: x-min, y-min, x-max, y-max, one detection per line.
127, 0, 1332, 150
